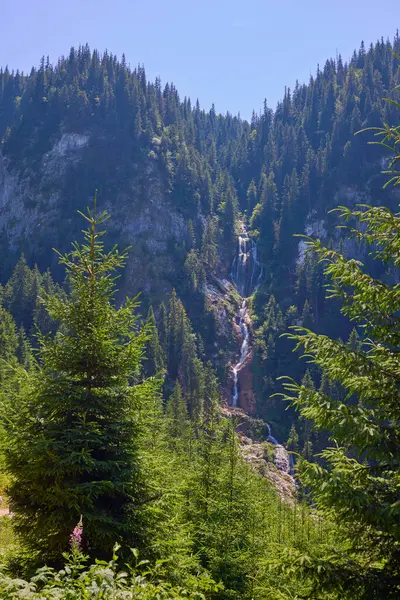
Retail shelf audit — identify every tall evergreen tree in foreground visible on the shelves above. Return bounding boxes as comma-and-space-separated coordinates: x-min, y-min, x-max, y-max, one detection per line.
277, 113, 400, 598
5, 205, 156, 562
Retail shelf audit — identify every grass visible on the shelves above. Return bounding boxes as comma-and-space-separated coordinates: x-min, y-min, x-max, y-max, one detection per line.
0, 516, 14, 558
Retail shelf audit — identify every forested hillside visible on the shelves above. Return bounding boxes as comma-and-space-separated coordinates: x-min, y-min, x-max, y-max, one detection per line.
1, 34, 400, 442
1, 33, 400, 599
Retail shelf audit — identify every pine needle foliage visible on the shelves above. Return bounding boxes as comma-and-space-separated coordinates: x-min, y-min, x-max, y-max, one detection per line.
5, 205, 157, 562
277, 116, 400, 598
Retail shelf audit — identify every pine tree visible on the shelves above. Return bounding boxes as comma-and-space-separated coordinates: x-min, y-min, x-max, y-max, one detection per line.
286, 423, 299, 453
0, 303, 19, 412
222, 190, 237, 244
178, 318, 205, 422
246, 179, 258, 214
138, 376, 196, 580
201, 217, 218, 272
158, 301, 168, 353
184, 249, 205, 293
5, 206, 157, 562
250, 172, 277, 262
189, 410, 276, 599
143, 305, 165, 377
203, 362, 219, 423
33, 269, 60, 337
165, 381, 190, 443
0, 305, 18, 364
301, 299, 313, 329
187, 219, 196, 250
16, 325, 33, 370
167, 290, 186, 381
347, 327, 360, 350
280, 199, 400, 597
3, 255, 34, 330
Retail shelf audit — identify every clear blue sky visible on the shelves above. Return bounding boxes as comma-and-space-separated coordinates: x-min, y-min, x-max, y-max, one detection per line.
1, 0, 398, 119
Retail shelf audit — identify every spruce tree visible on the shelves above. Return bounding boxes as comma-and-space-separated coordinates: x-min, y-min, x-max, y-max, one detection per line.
246, 179, 258, 214
178, 318, 205, 421
0, 305, 18, 364
279, 201, 400, 597
165, 381, 190, 443
143, 305, 165, 377
5, 206, 156, 562
167, 290, 186, 380
16, 325, 33, 370
138, 375, 196, 581
222, 190, 237, 244
3, 255, 34, 330
158, 301, 168, 353
201, 217, 218, 272
203, 362, 219, 423
286, 423, 299, 453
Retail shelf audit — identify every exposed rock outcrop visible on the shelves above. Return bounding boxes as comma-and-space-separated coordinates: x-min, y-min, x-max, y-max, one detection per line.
0, 140, 190, 299
221, 407, 296, 502
240, 433, 295, 503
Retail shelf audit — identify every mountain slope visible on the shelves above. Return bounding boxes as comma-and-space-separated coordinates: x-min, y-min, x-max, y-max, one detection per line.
1, 36, 400, 447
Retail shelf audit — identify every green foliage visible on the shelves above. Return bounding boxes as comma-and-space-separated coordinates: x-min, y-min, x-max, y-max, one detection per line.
2, 257, 62, 341
0, 306, 18, 365
2, 35, 400, 600
279, 192, 400, 595
165, 381, 190, 443
143, 306, 165, 378
200, 218, 218, 273
1, 36, 400, 433
0, 517, 15, 560
2, 256, 35, 330
0, 545, 221, 599
286, 424, 299, 453
244, 36, 400, 441
3, 207, 159, 562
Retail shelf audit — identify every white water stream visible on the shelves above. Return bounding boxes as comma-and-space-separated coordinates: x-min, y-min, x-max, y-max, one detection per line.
232, 299, 250, 407
230, 232, 261, 407
230, 231, 291, 469
231, 235, 262, 298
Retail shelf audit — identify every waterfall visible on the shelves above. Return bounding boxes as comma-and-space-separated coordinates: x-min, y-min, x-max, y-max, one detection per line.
230, 232, 256, 408
229, 230, 291, 475
232, 300, 250, 407
230, 232, 257, 408
235, 235, 248, 296
231, 234, 262, 298
265, 422, 279, 445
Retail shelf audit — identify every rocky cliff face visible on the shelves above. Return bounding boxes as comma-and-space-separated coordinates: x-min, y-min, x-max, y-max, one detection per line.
295, 184, 400, 268
0, 134, 190, 300
221, 406, 295, 501
240, 435, 295, 502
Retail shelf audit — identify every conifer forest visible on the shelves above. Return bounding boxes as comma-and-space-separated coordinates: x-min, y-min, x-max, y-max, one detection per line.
0, 29, 400, 599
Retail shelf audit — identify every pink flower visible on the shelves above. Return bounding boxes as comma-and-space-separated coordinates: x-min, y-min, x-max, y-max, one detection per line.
70, 516, 83, 551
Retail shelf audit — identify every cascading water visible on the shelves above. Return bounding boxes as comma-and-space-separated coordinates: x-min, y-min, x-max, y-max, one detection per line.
231, 234, 262, 298
230, 229, 291, 469
230, 232, 259, 408
232, 299, 250, 407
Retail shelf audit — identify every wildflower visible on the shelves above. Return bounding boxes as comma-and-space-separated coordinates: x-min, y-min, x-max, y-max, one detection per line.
70, 515, 83, 551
